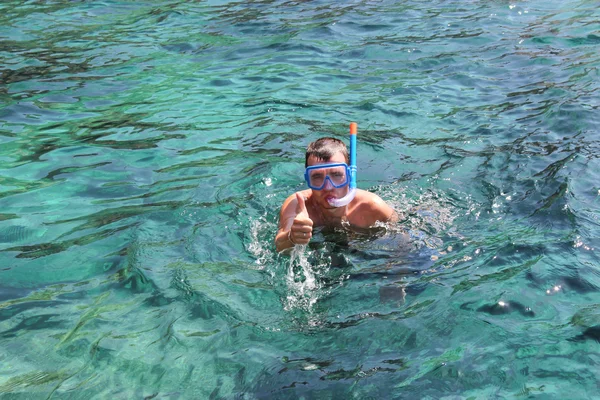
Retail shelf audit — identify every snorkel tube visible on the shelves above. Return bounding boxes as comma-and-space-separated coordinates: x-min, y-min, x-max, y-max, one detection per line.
328, 122, 357, 207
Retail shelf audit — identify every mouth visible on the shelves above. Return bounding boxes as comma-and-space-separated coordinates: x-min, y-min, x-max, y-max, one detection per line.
325, 195, 336, 203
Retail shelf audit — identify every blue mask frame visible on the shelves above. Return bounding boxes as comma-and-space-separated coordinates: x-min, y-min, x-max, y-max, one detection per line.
304, 162, 350, 190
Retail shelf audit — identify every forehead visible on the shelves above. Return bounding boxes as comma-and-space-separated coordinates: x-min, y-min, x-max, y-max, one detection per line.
306, 152, 346, 167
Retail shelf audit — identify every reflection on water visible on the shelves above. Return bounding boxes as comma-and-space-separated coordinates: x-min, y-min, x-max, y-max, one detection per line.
1, 0, 600, 398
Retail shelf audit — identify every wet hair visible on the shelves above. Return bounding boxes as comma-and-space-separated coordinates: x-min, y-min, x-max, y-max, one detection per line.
305, 137, 349, 167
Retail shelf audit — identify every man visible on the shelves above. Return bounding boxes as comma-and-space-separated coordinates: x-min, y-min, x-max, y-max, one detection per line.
275, 137, 398, 253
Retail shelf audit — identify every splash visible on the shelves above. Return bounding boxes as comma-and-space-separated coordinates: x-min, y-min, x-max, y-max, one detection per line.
376, 185, 463, 249
247, 217, 321, 312
284, 245, 320, 312
247, 216, 276, 270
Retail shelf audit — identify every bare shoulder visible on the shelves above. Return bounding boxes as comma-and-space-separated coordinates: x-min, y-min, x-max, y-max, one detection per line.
284, 189, 311, 204
349, 189, 397, 226
354, 189, 391, 210
279, 189, 311, 220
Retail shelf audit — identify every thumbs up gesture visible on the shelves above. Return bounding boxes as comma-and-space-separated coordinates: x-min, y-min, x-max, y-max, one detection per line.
289, 193, 313, 245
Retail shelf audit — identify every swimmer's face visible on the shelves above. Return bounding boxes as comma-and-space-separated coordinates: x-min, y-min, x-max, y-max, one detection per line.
306, 152, 349, 209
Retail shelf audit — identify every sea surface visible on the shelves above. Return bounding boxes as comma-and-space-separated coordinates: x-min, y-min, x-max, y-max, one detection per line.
1, 0, 599, 398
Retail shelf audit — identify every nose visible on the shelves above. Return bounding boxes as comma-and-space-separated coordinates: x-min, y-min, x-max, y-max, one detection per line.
323, 176, 334, 190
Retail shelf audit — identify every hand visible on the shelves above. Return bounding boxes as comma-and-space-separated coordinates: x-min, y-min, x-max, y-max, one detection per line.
289, 193, 313, 245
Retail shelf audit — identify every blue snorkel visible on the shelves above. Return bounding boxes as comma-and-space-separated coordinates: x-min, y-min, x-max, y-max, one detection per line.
328, 122, 357, 207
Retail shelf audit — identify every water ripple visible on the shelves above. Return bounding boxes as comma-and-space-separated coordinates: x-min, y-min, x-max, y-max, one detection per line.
1, 0, 599, 398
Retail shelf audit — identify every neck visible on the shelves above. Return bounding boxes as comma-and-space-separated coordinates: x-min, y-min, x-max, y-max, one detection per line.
319, 203, 347, 226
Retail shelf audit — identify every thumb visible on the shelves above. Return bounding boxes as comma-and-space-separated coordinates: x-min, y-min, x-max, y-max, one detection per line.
295, 193, 308, 216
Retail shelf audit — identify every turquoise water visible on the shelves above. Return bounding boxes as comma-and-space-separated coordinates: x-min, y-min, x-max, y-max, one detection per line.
1, 0, 599, 398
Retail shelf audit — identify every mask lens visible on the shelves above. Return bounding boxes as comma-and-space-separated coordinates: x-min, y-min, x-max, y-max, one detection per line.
308, 169, 326, 188
327, 166, 347, 185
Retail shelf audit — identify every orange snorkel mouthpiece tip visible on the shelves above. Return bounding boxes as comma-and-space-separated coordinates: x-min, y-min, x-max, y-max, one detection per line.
350, 122, 357, 135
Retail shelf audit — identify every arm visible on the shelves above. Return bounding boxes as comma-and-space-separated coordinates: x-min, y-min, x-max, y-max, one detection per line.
370, 196, 398, 224
382, 200, 399, 223
353, 190, 398, 227
275, 192, 313, 253
275, 194, 297, 253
